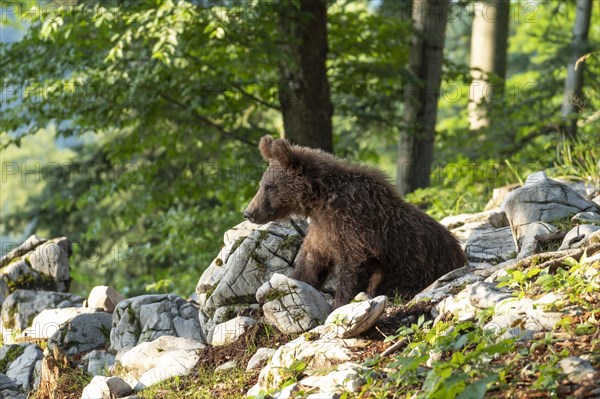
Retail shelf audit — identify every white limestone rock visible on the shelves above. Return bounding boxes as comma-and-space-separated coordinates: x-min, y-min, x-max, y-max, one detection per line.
1, 289, 83, 336
211, 304, 260, 325
571, 211, 600, 224
465, 227, 516, 263
196, 220, 260, 294
200, 221, 304, 313
118, 336, 204, 391
300, 362, 368, 394
0, 373, 19, 392
110, 294, 204, 352
559, 356, 596, 384
86, 286, 125, 313
256, 273, 332, 334
467, 281, 513, 309
23, 307, 101, 342
211, 316, 256, 346
559, 225, 600, 250
0, 237, 72, 305
1, 344, 43, 390
0, 235, 47, 268
516, 221, 557, 259
413, 268, 483, 304
484, 294, 563, 340
502, 175, 599, 249
433, 290, 475, 321
246, 348, 276, 371
215, 360, 238, 372
83, 350, 116, 377
47, 311, 113, 356
247, 333, 368, 396
322, 295, 387, 339
441, 209, 509, 230
80, 376, 132, 399
27, 238, 72, 292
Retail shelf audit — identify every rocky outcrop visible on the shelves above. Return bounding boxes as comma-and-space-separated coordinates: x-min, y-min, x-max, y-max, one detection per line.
256, 273, 331, 334
247, 332, 370, 396
0, 235, 47, 268
195, 220, 261, 295
0, 373, 22, 399
211, 316, 256, 346
0, 343, 43, 398
247, 292, 386, 396
502, 172, 599, 257
195, 220, 305, 344
433, 281, 563, 340
0, 236, 72, 305
299, 362, 372, 396
118, 336, 204, 391
559, 357, 596, 385
83, 350, 116, 377
246, 348, 276, 371
80, 376, 132, 399
23, 307, 99, 339
1, 290, 84, 337
559, 225, 600, 250
110, 294, 203, 352
321, 295, 387, 339
86, 286, 125, 313
47, 310, 112, 356
198, 221, 304, 314
464, 227, 516, 263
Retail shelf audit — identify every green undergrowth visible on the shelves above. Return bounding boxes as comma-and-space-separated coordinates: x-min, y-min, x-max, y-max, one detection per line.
138, 366, 253, 399
497, 253, 600, 303
29, 352, 92, 399
338, 255, 600, 399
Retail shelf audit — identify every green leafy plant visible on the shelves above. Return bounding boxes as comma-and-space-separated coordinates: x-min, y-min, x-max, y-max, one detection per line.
497, 267, 543, 293
144, 278, 175, 293
552, 135, 600, 186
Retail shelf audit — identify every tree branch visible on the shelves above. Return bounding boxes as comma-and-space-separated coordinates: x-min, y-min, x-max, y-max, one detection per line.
517, 124, 561, 147
158, 92, 259, 146
184, 53, 280, 110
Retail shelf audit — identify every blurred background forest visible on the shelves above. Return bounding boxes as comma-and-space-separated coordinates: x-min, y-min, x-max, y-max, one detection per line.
1, 0, 598, 297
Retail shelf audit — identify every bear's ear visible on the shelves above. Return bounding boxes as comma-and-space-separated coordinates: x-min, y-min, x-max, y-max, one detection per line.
271, 138, 300, 169
258, 135, 274, 162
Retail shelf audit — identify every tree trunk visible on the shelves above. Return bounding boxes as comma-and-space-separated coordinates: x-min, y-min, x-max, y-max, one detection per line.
468, 0, 510, 130
396, 0, 448, 195
277, 0, 333, 153
561, 0, 592, 139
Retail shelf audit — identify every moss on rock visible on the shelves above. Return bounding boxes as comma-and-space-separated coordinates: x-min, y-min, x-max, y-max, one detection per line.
0, 344, 26, 373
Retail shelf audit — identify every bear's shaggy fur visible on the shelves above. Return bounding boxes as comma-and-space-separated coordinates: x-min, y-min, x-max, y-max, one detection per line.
244, 136, 466, 308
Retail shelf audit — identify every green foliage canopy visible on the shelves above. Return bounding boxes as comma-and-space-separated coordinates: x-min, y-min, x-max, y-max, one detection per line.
0, 0, 409, 295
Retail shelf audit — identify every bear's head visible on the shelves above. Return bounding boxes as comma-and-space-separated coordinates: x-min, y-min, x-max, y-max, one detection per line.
243, 135, 308, 224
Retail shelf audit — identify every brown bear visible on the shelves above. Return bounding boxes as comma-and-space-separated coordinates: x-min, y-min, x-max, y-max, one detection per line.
244, 136, 466, 308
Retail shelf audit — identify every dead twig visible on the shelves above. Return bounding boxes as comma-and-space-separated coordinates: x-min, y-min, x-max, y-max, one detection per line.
534, 243, 600, 274
381, 337, 408, 357
534, 232, 568, 243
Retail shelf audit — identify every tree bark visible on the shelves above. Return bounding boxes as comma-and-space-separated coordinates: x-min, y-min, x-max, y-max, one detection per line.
561, 0, 592, 139
468, 0, 510, 130
277, 0, 333, 153
396, 0, 448, 195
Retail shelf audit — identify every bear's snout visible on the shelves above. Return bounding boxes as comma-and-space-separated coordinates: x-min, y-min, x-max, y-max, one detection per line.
243, 209, 255, 221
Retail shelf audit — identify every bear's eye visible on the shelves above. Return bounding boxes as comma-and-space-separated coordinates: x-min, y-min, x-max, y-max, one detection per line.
264, 184, 275, 191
